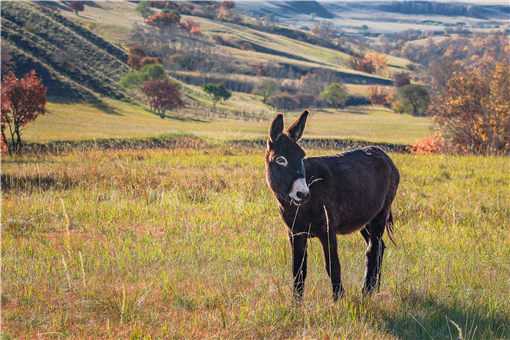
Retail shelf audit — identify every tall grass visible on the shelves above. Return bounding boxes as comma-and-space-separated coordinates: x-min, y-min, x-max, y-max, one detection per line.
2, 147, 509, 338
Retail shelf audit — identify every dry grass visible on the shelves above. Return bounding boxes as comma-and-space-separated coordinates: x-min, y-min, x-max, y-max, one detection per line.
24, 100, 432, 145
2, 146, 509, 338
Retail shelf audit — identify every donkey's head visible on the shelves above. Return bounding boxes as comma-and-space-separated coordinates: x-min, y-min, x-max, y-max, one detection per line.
265, 110, 310, 205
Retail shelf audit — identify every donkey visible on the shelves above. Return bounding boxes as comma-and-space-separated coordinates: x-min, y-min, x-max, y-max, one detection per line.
265, 110, 400, 301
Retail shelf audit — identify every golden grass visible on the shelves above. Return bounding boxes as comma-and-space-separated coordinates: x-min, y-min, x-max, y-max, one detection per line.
23, 100, 432, 145
2, 146, 509, 338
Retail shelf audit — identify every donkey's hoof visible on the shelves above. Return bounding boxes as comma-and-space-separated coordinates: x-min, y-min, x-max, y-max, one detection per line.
333, 287, 345, 301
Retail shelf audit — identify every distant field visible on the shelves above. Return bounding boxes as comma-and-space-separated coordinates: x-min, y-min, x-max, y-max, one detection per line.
24, 99, 432, 145
2, 147, 509, 338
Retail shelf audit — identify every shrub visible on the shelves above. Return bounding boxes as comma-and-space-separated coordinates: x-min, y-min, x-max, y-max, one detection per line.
255, 80, 279, 103
411, 134, 444, 154
351, 54, 375, 74
368, 86, 392, 106
320, 82, 349, 108
136, 0, 154, 18
145, 11, 181, 29
119, 64, 166, 89
396, 84, 430, 116
393, 72, 411, 87
140, 56, 162, 67
266, 93, 300, 110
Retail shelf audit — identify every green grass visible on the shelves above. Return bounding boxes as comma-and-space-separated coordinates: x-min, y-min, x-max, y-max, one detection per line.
24, 99, 432, 145
2, 146, 509, 338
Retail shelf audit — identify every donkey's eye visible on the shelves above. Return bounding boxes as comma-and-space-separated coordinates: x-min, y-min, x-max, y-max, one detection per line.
274, 156, 288, 167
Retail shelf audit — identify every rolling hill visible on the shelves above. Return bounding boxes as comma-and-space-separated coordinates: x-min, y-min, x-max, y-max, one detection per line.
1, 1, 128, 100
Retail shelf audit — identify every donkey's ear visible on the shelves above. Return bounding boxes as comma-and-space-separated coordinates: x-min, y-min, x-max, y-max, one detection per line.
269, 113, 284, 142
287, 110, 309, 142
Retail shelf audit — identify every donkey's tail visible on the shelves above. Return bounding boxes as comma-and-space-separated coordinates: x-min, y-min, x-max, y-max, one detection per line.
386, 210, 397, 246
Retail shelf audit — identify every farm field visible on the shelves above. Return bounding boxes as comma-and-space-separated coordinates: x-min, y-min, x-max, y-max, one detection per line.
24, 100, 432, 145
2, 146, 509, 338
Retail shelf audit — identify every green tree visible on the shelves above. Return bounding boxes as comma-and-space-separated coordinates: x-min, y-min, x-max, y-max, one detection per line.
119, 64, 166, 89
203, 84, 231, 109
136, 0, 154, 18
320, 82, 349, 108
256, 80, 279, 103
397, 84, 430, 116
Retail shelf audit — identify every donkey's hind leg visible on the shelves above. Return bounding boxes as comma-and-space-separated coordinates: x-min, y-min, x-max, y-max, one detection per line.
362, 209, 387, 296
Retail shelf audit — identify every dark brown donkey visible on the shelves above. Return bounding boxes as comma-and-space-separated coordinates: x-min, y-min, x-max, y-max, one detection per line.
265, 110, 400, 301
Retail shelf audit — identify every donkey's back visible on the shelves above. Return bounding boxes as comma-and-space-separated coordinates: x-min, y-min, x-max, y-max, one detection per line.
305, 146, 400, 235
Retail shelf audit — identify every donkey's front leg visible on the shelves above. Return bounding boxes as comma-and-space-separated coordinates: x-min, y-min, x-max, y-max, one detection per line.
289, 232, 308, 301
319, 232, 344, 301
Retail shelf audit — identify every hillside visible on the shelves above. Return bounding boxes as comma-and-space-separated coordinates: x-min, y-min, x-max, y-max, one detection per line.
1, 1, 129, 100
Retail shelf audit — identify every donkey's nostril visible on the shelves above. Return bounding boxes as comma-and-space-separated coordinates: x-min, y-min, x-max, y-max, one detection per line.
296, 191, 309, 200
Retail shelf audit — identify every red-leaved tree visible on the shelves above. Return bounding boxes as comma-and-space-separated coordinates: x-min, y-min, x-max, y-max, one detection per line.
1, 71, 47, 153
145, 11, 181, 29
142, 80, 183, 118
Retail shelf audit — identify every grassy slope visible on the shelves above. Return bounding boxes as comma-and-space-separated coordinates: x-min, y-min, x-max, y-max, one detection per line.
66, 2, 408, 84
1, 1, 128, 99
24, 99, 432, 145
2, 148, 509, 338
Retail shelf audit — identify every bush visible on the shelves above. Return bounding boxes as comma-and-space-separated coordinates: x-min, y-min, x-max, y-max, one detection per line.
119, 64, 166, 89
368, 86, 392, 106
411, 134, 444, 154
266, 93, 300, 110
393, 72, 411, 87
320, 82, 349, 108
396, 84, 430, 116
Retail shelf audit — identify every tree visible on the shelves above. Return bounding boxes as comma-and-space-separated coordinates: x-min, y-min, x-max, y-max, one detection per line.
256, 80, 279, 103
393, 72, 411, 87
1, 42, 12, 79
368, 86, 391, 106
68, 1, 85, 15
136, 0, 154, 18
120, 63, 167, 89
1, 71, 47, 153
145, 11, 181, 29
218, 1, 235, 20
320, 82, 349, 108
350, 54, 376, 74
203, 84, 231, 109
396, 84, 430, 116
142, 79, 183, 118
127, 45, 146, 69
431, 60, 510, 154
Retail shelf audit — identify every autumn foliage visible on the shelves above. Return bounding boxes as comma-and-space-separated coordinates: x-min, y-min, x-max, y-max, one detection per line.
217, 1, 235, 20
1, 71, 47, 153
142, 80, 183, 118
145, 11, 181, 29
411, 134, 444, 154
180, 18, 201, 35
368, 86, 392, 106
351, 52, 388, 75
431, 60, 510, 154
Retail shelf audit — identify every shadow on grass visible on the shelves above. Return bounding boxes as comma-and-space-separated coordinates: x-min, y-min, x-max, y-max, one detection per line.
378, 291, 509, 339
164, 114, 208, 123
1, 174, 77, 193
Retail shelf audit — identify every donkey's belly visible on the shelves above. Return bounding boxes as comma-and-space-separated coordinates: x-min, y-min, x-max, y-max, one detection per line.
336, 223, 367, 235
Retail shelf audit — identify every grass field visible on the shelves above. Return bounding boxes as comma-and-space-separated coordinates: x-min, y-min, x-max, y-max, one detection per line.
2, 146, 509, 338
24, 99, 432, 145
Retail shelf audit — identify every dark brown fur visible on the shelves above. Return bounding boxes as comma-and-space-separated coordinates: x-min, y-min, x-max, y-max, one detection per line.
265, 111, 400, 300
